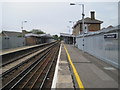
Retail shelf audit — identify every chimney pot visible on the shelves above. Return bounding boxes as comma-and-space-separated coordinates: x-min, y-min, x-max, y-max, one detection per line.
91, 11, 95, 20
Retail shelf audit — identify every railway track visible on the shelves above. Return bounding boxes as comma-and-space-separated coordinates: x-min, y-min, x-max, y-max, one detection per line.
1, 42, 56, 76
1, 41, 56, 67
1, 41, 60, 89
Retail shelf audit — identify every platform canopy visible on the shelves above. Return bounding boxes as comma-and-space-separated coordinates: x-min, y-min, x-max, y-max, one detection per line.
60, 33, 75, 37
25, 33, 52, 38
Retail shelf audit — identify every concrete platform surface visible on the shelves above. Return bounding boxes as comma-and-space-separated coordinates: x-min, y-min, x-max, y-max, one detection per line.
0, 43, 48, 55
0, 46, 28, 55
56, 44, 74, 88
56, 44, 119, 89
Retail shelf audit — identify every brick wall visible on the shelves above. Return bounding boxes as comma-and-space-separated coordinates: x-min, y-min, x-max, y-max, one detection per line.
73, 23, 101, 35
26, 37, 37, 45
88, 24, 100, 31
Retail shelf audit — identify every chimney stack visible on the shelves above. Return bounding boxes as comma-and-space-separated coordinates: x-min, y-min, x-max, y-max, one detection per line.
91, 11, 95, 20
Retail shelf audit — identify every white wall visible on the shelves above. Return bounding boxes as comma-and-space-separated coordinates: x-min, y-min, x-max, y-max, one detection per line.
1, 36, 25, 50
76, 26, 119, 68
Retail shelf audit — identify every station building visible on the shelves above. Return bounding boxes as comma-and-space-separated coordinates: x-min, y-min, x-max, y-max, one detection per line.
72, 11, 103, 35
0, 31, 54, 49
25, 33, 54, 46
60, 33, 75, 44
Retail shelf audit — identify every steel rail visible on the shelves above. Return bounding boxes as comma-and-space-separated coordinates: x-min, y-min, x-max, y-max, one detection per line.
1, 41, 56, 67
9, 43, 59, 89
30, 45, 59, 89
1, 42, 58, 90
39, 44, 59, 89
1, 42, 57, 77
1, 49, 51, 90
16, 47, 55, 89
1, 46, 49, 78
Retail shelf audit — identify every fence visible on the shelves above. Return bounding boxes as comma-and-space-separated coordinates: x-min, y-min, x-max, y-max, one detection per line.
75, 26, 119, 68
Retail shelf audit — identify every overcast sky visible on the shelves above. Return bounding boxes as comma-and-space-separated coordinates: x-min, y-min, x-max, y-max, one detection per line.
0, 1, 118, 35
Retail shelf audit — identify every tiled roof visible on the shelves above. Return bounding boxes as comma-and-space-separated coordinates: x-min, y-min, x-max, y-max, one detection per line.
73, 17, 103, 28
60, 33, 75, 37
76, 25, 119, 38
25, 33, 52, 38
78, 17, 103, 24
1, 31, 22, 37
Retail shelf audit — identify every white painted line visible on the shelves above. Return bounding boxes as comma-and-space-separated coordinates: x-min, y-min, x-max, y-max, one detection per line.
51, 44, 62, 88
104, 67, 116, 70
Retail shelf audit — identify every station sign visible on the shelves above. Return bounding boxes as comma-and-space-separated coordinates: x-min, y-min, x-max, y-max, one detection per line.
104, 33, 118, 39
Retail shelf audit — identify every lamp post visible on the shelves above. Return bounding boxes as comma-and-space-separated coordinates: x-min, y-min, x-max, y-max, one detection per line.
69, 21, 75, 46
69, 21, 75, 26
69, 21, 76, 34
70, 3, 85, 52
21, 21, 27, 30
67, 26, 71, 44
67, 26, 71, 34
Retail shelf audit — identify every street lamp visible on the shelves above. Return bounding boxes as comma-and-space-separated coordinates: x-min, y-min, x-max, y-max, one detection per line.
67, 26, 71, 34
67, 26, 71, 44
69, 21, 74, 34
21, 21, 27, 30
69, 21, 75, 26
70, 3, 85, 52
69, 21, 76, 46
70, 3, 85, 34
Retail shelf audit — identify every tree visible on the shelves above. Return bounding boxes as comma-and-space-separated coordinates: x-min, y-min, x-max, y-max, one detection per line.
53, 35, 59, 40
59, 36, 63, 41
30, 29, 45, 34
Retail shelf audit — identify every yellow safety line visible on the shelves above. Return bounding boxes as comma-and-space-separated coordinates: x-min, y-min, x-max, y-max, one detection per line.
64, 45, 85, 90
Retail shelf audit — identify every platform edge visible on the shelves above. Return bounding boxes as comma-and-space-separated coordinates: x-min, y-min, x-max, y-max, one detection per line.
51, 44, 62, 88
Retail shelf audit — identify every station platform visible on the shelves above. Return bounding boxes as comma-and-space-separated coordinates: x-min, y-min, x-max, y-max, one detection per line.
0, 43, 49, 55
54, 44, 119, 89
0, 46, 28, 55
